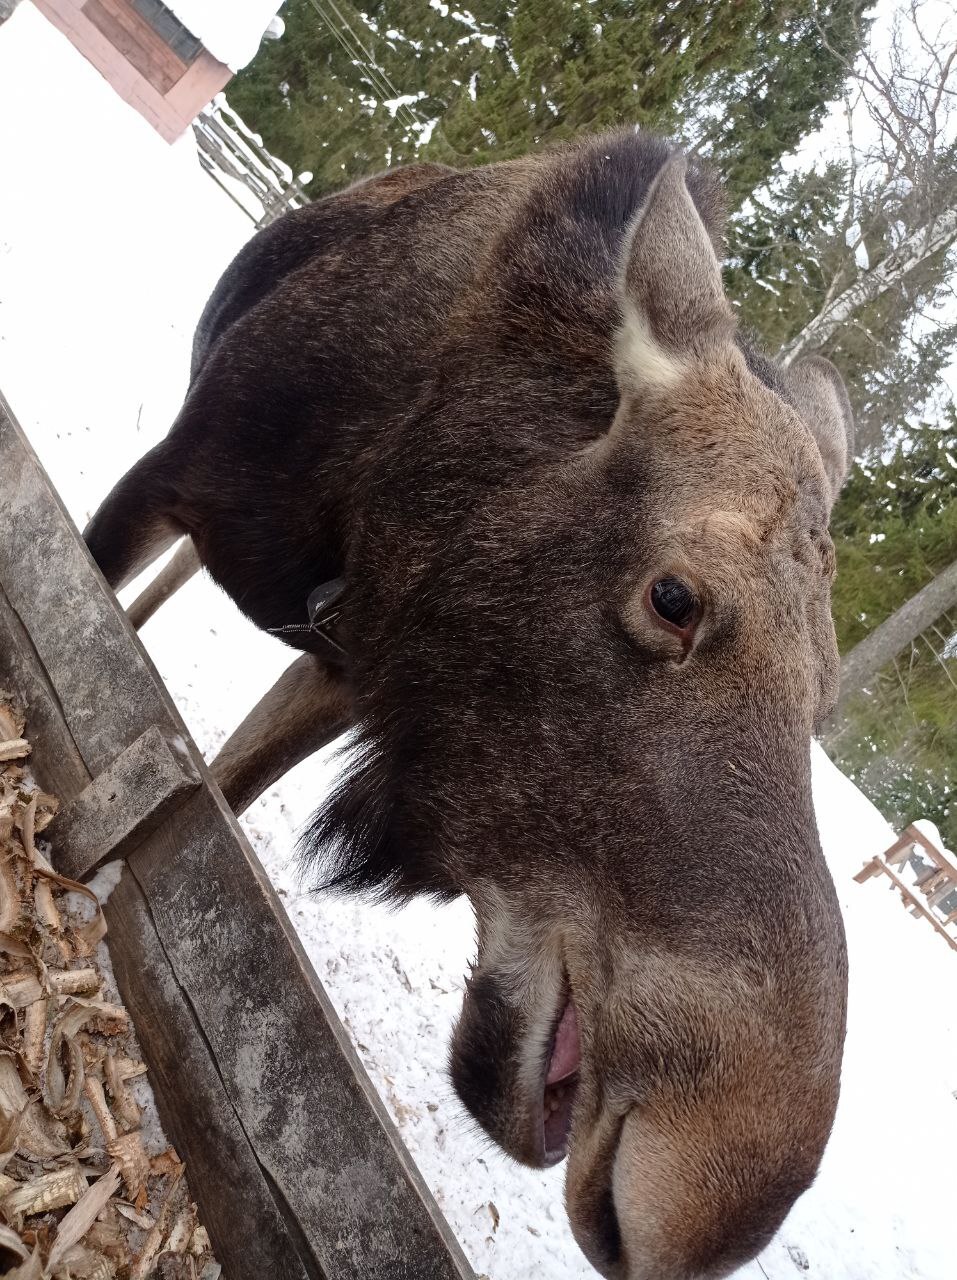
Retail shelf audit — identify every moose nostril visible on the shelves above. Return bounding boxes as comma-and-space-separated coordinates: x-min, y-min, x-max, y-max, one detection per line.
592, 1184, 623, 1271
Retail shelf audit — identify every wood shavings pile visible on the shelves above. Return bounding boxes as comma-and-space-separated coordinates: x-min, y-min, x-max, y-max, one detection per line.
0, 696, 219, 1280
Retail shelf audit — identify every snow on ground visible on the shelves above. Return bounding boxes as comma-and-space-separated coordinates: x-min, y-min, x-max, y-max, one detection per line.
2, 8, 956, 1278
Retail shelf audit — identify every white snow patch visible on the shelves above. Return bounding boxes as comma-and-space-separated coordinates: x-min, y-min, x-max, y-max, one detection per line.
415, 117, 438, 146
383, 90, 427, 117
166, 0, 287, 71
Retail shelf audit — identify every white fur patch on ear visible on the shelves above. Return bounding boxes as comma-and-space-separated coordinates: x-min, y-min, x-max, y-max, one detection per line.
616, 302, 689, 393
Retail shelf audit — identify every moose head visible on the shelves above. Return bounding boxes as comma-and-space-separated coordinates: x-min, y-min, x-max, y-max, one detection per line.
86, 134, 852, 1280
308, 153, 851, 1278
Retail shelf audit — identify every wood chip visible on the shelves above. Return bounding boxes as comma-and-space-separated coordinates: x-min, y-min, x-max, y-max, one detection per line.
114, 1202, 155, 1230
83, 1077, 118, 1146
49, 968, 99, 995
165, 1204, 195, 1254
2, 1164, 88, 1225
0, 1103, 22, 1174
31, 793, 58, 834
47, 1163, 122, 1268
0, 852, 21, 933
104, 1053, 141, 1132
150, 1148, 182, 1177
0, 970, 42, 1008
108, 1130, 150, 1202
189, 1225, 211, 1256
21, 999, 47, 1077
17, 794, 36, 860
3, 1246, 42, 1279
0, 697, 217, 1276
50, 1245, 115, 1280
0, 1220, 30, 1261
130, 1165, 183, 1280
33, 876, 64, 954
0, 1054, 69, 1159
47, 1030, 85, 1120
0, 933, 33, 960
0, 701, 24, 741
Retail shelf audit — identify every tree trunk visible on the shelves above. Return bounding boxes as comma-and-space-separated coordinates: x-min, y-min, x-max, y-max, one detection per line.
780, 207, 957, 366
822, 557, 957, 743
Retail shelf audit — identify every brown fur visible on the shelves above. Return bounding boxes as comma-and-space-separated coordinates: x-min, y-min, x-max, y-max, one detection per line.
85, 131, 852, 1279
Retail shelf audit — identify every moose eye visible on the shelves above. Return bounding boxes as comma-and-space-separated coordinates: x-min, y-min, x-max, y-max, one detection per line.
648, 577, 700, 633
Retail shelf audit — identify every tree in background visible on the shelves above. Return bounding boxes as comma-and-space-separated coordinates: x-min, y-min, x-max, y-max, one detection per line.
824, 409, 957, 844
726, 168, 957, 455
725, 0, 957, 455
229, 0, 868, 203
725, 0, 957, 844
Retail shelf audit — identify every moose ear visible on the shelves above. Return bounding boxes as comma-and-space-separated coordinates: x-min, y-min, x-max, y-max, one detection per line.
784, 356, 855, 503
616, 154, 733, 392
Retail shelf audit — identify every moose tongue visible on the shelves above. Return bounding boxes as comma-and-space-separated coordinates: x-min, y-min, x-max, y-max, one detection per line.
546, 1000, 580, 1085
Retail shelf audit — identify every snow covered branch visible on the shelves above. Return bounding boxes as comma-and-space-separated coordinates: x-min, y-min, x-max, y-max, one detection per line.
780, 206, 957, 365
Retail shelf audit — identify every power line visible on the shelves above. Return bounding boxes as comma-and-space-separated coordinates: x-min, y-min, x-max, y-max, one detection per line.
305, 0, 424, 136
308, 0, 416, 128
304, 0, 476, 164
323, 0, 422, 118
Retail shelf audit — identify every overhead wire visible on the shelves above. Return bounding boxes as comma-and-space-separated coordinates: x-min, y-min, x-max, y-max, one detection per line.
321, 0, 422, 113
307, 0, 417, 127
305, 0, 425, 136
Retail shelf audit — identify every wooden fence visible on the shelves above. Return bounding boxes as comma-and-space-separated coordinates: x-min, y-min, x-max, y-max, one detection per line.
0, 391, 475, 1280
193, 98, 311, 228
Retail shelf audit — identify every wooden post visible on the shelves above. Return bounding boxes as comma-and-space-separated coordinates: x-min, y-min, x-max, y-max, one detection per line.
854, 857, 883, 884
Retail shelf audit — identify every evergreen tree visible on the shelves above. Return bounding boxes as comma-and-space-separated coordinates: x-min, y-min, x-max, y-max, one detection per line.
725, 162, 957, 454
229, 1, 868, 202
825, 410, 957, 846
726, 0, 957, 454
723, 0, 957, 844
831, 413, 957, 654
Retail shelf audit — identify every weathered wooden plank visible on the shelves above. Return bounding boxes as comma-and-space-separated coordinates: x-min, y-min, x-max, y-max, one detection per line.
82, 0, 188, 94
51, 724, 200, 880
105, 867, 317, 1280
128, 782, 477, 1280
0, 394, 194, 778
0, 583, 92, 803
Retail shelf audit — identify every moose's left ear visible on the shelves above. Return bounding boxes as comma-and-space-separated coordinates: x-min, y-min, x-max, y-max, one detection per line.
784, 356, 855, 504
616, 153, 734, 394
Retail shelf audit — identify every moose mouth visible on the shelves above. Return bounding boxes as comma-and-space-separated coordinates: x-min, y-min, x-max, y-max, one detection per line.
542, 995, 581, 1164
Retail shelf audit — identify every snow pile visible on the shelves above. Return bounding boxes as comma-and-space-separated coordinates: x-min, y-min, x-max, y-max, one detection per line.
166, 0, 286, 71
1, 9, 955, 1278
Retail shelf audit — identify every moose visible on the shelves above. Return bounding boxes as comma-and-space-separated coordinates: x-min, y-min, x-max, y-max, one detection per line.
85, 130, 852, 1279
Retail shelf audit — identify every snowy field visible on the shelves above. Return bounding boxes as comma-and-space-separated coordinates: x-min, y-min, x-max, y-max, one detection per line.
2, 8, 956, 1279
